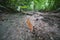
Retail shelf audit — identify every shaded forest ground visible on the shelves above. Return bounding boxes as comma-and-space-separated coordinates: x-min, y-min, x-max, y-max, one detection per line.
0, 12, 60, 40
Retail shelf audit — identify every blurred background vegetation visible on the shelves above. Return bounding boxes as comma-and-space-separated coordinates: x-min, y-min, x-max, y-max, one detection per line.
0, 0, 60, 12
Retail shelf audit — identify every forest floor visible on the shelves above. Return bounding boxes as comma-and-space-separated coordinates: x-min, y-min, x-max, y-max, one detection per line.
0, 12, 60, 40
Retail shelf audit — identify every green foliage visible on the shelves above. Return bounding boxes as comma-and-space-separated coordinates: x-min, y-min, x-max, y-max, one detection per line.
1, 0, 60, 12
34, 0, 55, 11
5, 0, 33, 11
